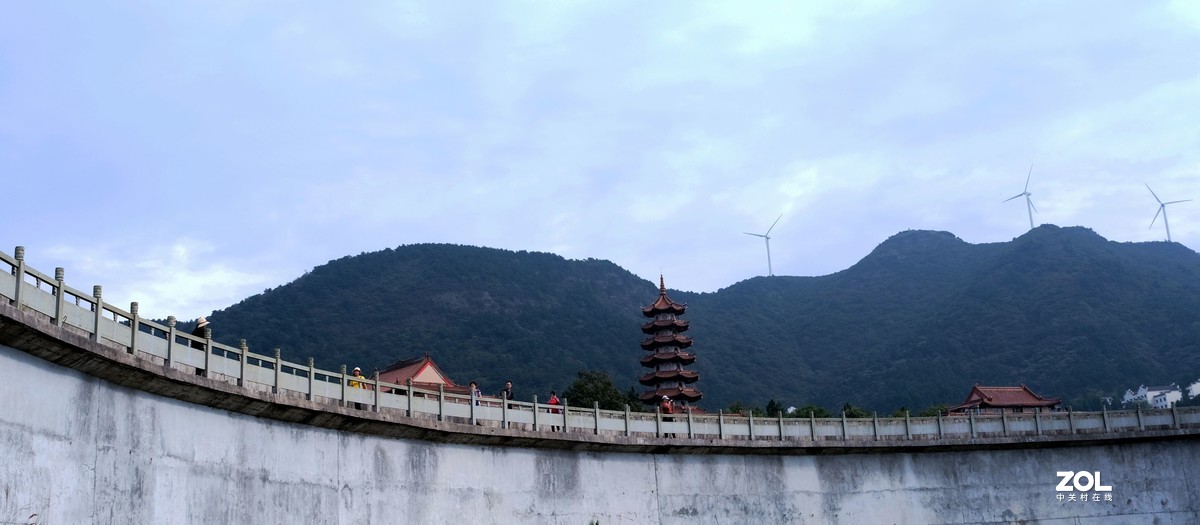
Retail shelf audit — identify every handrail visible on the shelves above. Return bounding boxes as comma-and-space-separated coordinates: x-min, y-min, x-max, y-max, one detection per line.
5, 244, 1200, 445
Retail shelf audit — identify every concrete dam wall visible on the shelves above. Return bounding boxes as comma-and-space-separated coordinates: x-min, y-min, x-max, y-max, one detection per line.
4, 336, 1200, 524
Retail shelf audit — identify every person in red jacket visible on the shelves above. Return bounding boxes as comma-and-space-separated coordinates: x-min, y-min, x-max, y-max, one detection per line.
547, 390, 562, 432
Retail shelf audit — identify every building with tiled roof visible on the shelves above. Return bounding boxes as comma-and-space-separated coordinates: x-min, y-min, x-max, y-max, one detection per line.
947, 384, 1061, 414
377, 353, 469, 395
638, 276, 702, 405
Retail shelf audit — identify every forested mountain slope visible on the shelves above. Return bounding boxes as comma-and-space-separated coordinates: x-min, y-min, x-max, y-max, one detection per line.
200, 226, 1200, 412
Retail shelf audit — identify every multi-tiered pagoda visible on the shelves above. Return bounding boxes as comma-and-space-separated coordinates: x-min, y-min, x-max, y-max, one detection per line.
638, 276, 702, 406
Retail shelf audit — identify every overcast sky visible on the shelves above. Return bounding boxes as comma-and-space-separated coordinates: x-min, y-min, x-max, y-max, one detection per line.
3, 1, 1198, 321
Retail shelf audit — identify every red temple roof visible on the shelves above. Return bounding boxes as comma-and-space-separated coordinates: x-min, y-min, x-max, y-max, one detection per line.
948, 384, 1061, 413
377, 353, 469, 395
638, 369, 700, 386
640, 351, 697, 366
640, 333, 694, 350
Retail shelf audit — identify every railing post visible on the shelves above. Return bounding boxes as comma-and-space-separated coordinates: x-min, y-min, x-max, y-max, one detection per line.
470, 387, 477, 425
53, 268, 65, 326
237, 340, 248, 387
12, 246, 24, 308
904, 410, 911, 441
1001, 410, 1008, 437
872, 412, 879, 441
127, 302, 139, 354
532, 395, 540, 431
1068, 407, 1076, 434
718, 410, 725, 440
340, 365, 348, 407
562, 399, 570, 433
1136, 407, 1143, 431
272, 348, 281, 394
306, 357, 315, 401
372, 370, 380, 413
841, 412, 848, 440
968, 411, 976, 438
937, 413, 944, 438
1172, 406, 1179, 430
624, 404, 631, 437
1034, 411, 1041, 435
691, 409, 697, 439
593, 401, 600, 435
201, 326, 212, 377
1101, 406, 1109, 432
90, 285, 103, 342
748, 412, 755, 440
437, 384, 445, 422
656, 407, 663, 438
165, 316, 177, 368
777, 413, 784, 441
501, 388, 509, 429
809, 412, 816, 441
406, 378, 414, 417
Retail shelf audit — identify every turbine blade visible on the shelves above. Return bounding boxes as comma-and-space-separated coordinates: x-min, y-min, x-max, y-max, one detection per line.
1146, 184, 1164, 205
765, 213, 783, 235
1024, 164, 1033, 192
1150, 207, 1163, 228
744, 232, 765, 238
1003, 194, 1024, 203
1027, 196, 1037, 214
1164, 199, 1192, 205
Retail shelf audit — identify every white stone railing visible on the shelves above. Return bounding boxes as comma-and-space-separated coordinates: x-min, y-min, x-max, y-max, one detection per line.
4, 244, 1199, 445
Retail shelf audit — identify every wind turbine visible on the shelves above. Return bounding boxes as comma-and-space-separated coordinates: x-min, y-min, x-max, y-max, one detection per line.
744, 213, 783, 276
1003, 165, 1037, 231
1146, 184, 1192, 242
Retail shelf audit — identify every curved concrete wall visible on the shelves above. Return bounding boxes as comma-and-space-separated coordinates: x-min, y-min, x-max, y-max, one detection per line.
3, 342, 1200, 524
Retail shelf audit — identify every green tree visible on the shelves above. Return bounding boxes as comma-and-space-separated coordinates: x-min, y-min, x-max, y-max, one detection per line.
841, 402, 872, 418
917, 404, 947, 417
725, 400, 764, 416
562, 370, 630, 411
765, 399, 786, 417
890, 406, 910, 417
792, 404, 831, 418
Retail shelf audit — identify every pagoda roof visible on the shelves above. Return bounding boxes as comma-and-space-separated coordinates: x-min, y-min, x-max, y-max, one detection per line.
642, 276, 686, 317
948, 384, 1061, 413
641, 318, 689, 334
638, 369, 700, 386
640, 333, 694, 350
640, 386, 703, 404
640, 351, 697, 366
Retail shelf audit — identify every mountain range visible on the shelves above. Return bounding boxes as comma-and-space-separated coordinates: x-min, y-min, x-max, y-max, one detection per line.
197, 225, 1200, 413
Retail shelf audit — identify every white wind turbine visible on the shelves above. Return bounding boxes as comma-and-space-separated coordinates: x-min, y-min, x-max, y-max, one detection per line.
1145, 184, 1192, 242
1003, 165, 1038, 231
744, 213, 783, 276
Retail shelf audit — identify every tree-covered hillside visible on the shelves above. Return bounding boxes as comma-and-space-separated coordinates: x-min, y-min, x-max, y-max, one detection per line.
196, 226, 1200, 413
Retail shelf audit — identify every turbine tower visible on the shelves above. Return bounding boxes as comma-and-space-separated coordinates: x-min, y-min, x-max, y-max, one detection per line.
1146, 184, 1192, 242
744, 213, 783, 276
1003, 165, 1037, 231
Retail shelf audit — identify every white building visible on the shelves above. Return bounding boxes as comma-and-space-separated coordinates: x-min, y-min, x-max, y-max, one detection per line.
1152, 388, 1183, 409
1187, 380, 1200, 400
1123, 385, 1148, 405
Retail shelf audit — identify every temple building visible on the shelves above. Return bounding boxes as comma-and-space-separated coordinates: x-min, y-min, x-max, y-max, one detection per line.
638, 276, 703, 406
947, 384, 1061, 414
378, 353, 469, 395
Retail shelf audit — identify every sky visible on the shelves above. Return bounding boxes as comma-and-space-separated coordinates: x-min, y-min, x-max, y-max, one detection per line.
2, 1, 1198, 321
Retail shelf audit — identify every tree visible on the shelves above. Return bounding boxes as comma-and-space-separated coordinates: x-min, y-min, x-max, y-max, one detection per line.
841, 402, 872, 418
765, 399, 786, 417
725, 400, 764, 417
792, 404, 831, 418
917, 404, 947, 417
561, 370, 630, 411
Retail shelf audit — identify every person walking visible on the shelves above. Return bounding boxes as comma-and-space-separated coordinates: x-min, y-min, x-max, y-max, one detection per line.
349, 367, 367, 409
501, 381, 515, 409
